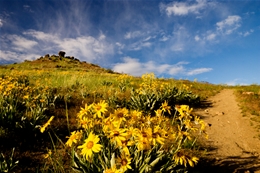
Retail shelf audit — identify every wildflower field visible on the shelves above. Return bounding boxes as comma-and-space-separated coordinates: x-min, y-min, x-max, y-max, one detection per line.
1, 57, 259, 172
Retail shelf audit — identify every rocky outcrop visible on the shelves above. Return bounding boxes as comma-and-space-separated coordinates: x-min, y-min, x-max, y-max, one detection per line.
58, 51, 66, 57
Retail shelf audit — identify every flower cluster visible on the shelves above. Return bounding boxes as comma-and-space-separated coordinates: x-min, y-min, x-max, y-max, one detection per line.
66, 100, 207, 172
0, 75, 57, 131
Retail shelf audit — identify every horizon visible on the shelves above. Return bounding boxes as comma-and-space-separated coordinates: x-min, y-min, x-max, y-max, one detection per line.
0, 0, 259, 85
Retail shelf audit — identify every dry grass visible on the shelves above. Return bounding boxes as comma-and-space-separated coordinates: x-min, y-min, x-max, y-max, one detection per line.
234, 85, 260, 135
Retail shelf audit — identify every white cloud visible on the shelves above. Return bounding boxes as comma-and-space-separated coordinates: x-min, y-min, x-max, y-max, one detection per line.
0, 50, 20, 61
0, 19, 3, 27
1, 30, 114, 63
160, 35, 170, 41
169, 66, 185, 75
239, 29, 254, 37
7, 35, 38, 51
24, 30, 59, 42
216, 15, 241, 35
112, 57, 144, 76
186, 68, 212, 76
124, 31, 143, 39
24, 30, 114, 62
0, 50, 40, 62
194, 35, 200, 41
115, 42, 125, 54
58, 35, 113, 61
23, 5, 34, 13
143, 36, 151, 42
225, 79, 248, 86
161, 0, 206, 16
171, 44, 184, 52
112, 57, 211, 77
206, 33, 216, 41
129, 41, 152, 51
169, 26, 189, 52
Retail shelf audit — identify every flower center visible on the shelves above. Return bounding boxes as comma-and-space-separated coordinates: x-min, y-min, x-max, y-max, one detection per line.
96, 105, 102, 111
142, 132, 147, 138
152, 133, 157, 138
87, 141, 94, 149
113, 131, 119, 136
117, 112, 124, 118
121, 159, 128, 166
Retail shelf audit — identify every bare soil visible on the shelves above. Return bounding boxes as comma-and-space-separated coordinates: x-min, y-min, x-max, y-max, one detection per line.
192, 89, 260, 173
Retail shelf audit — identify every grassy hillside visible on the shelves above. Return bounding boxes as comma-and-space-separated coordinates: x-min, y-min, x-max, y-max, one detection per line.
0, 55, 259, 172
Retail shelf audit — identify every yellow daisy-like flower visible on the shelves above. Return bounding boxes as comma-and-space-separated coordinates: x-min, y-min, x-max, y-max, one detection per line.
116, 153, 132, 172
111, 108, 128, 123
103, 116, 114, 133
65, 130, 83, 147
103, 166, 121, 173
136, 127, 152, 141
78, 132, 103, 160
108, 127, 128, 147
79, 116, 96, 130
77, 104, 91, 120
40, 116, 54, 133
175, 105, 193, 120
172, 150, 199, 167
136, 137, 151, 151
93, 100, 108, 118
154, 109, 163, 117
150, 126, 165, 145
129, 110, 142, 121
160, 101, 171, 115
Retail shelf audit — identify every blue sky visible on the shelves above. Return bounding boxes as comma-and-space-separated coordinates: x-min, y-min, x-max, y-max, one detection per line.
0, 0, 259, 85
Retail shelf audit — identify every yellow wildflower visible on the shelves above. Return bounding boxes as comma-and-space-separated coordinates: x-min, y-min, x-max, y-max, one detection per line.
103, 166, 120, 173
160, 101, 171, 115
150, 126, 165, 145
111, 108, 128, 123
77, 104, 91, 119
65, 130, 83, 147
40, 116, 54, 133
136, 137, 151, 151
93, 100, 108, 118
116, 153, 132, 172
108, 127, 128, 147
172, 150, 199, 167
78, 132, 103, 160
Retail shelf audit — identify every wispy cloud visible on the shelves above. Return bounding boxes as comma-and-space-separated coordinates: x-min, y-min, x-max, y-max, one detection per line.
216, 15, 241, 35
160, 0, 207, 16
239, 29, 254, 37
24, 30, 59, 42
194, 15, 242, 45
0, 19, 3, 27
186, 68, 212, 76
225, 78, 249, 86
6, 34, 38, 51
23, 5, 34, 13
129, 41, 152, 51
206, 33, 216, 41
0, 50, 40, 62
112, 57, 212, 77
1, 30, 114, 63
124, 31, 144, 39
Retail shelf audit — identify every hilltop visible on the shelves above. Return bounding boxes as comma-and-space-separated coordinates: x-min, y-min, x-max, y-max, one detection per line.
0, 51, 117, 74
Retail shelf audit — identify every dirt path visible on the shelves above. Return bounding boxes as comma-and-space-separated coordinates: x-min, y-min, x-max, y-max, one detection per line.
193, 89, 260, 173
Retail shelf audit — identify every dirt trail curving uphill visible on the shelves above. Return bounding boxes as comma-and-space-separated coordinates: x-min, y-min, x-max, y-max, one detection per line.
193, 89, 260, 173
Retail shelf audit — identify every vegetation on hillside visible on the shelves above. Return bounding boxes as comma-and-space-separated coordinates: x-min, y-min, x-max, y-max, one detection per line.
0, 55, 259, 172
